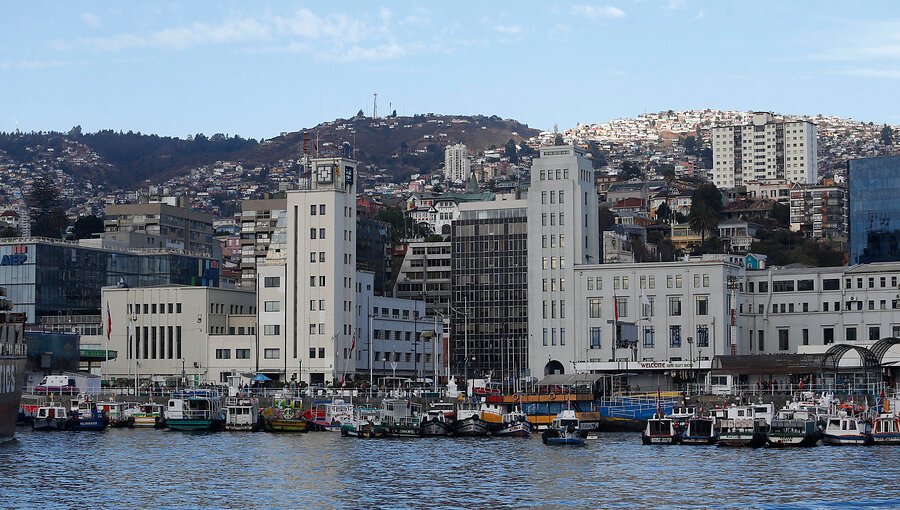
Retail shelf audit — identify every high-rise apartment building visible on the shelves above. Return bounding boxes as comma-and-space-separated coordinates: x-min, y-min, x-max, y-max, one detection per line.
788, 183, 847, 241
848, 156, 900, 264
444, 143, 471, 182
239, 198, 286, 290
451, 198, 528, 379
711, 112, 818, 188
285, 157, 357, 385
527, 146, 600, 377
392, 241, 452, 319
105, 197, 220, 258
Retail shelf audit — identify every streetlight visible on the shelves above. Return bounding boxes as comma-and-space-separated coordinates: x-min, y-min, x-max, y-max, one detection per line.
687, 336, 694, 391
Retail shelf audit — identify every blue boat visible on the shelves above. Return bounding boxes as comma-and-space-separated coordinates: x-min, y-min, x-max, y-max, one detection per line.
542, 409, 586, 446
66, 396, 108, 431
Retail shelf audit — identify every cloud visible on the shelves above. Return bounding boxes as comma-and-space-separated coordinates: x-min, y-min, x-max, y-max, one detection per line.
571, 5, 626, 18
494, 24, 523, 35
807, 21, 900, 62
666, 0, 685, 10
80, 12, 102, 29
552, 23, 573, 35
0, 59, 70, 70
839, 67, 900, 79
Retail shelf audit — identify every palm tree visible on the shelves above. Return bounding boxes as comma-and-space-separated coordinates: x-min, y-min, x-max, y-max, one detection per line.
688, 204, 721, 242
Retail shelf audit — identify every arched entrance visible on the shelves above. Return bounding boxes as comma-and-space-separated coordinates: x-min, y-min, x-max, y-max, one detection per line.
822, 344, 880, 391
544, 360, 565, 375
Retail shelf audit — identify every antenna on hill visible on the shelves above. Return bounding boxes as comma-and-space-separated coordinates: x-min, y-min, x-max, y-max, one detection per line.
373, 93, 378, 119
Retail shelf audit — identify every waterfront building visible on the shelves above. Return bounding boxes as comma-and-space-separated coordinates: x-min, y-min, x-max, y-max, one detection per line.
392, 240, 452, 319
444, 143, 471, 182
284, 157, 358, 386
848, 156, 900, 264
239, 198, 286, 290
527, 145, 600, 378
451, 197, 528, 379
104, 197, 220, 258
712, 112, 818, 188
789, 182, 847, 241
0, 238, 219, 323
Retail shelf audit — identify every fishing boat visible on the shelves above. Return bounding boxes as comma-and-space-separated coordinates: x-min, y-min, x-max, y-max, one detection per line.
767, 408, 821, 447
17, 395, 46, 427
541, 408, 587, 446
380, 399, 423, 437
495, 409, 531, 438
165, 390, 224, 432
0, 297, 26, 442
95, 400, 134, 428
261, 398, 308, 433
126, 402, 165, 428
712, 403, 772, 448
66, 395, 109, 431
822, 414, 872, 446
420, 405, 455, 437
680, 415, 717, 445
224, 397, 261, 431
870, 413, 900, 445
453, 402, 491, 437
642, 413, 678, 445
31, 403, 69, 431
308, 399, 354, 432
341, 407, 383, 438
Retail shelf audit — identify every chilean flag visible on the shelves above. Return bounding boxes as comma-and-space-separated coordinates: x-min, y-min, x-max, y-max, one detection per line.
106, 302, 112, 341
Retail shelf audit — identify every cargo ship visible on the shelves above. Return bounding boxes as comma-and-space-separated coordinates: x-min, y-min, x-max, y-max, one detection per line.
0, 287, 27, 442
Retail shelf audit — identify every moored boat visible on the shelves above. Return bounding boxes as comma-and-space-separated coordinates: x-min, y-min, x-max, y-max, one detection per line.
31, 403, 68, 431
642, 413, 678, 445
822, 414, 872, 446
496, 409, 531, 438
224, 397, 261, 431
680, 416, 717, 445
453, 402, 491, 437
96, 400, 134, 428
0, 300, 26, 442
17, 395, 46, 427
767, 408, 821, 447
261, 399, 308, 433
870, 413, 900, 445
341, 407, 383, 438
66, 395, 109, 431
380, 399, 422, 437
713, 404, 771, 448
165, 390, 224, 432
126, 402, 165, 428
309, 399, 354, 432
542, 408, 587, 446
420, 406, 455, 437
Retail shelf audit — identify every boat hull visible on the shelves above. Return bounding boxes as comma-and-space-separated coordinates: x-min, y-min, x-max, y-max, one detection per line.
496, 421, 531, 438
384, 425, 421, 438
542, 428, 586, 445
167, 419, 224, 432
31, 418, 67, 431
453, 416, 491, 437
263, 419, 308, 433
132, 416, 164, 428
870, 433, 900, 445
642, 434, 677, 445
67, 416, 109, 431
717, 433, 767, 448
0, 357, 26, 442
823, 434, 872, 446
766, 433, 820, 448
680, 435, 718, 446
109, 417, 135, 428
341, 422, 383, 438
421, 419, 454, 437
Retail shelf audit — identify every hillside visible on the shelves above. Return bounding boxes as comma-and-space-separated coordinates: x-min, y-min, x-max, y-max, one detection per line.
0, 114, 539, 190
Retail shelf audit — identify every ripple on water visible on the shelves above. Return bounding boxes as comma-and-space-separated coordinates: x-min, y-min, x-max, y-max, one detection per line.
1, 430, 900, 509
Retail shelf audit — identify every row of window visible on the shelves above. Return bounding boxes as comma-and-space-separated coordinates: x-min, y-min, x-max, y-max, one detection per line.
540, 190, 565, 205
541, 234, 566, 249
540, 212, 565, 227
542, 300, 567, 319
215, 348, 251, 359
372, 351, 433, 363
587, 295, 709, 318
373, 329, 433, 341
586, 274, 712, 291
745, 298, 900, 315
129, 303, 182, 315
127, 325, 182, 360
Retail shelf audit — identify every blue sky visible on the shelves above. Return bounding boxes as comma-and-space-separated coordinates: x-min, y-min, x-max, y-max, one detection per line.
2, 1, 899, 139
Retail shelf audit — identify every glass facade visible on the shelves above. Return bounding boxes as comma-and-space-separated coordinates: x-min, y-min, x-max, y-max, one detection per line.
849, 156, 900, 264
0, 240, 219, 322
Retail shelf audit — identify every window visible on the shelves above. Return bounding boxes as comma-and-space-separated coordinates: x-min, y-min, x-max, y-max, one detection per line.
319, 228, 326, 239
870, 326, 881, 341
695, 296, 708, 316
758, 330, 765, 351
310, 276, 316, 287
264, 301, 280, 312
846, 327, 857, 342
560, 328, 566, 346
696, 325, 709, 347
643, 327, 655, 348
319, 347, 325, 358
802, 329, 809, 346
759, 281, 768, 293
310, 228, 317, 239
670, 326, 681, 347
589, 298, 601, 318
310, 348, 317, 358
797, 279, 814, 291
642, 297, 654, 317
176, 303, 182, 313
823, 278, 839, 290
320, 204, 326, 215
824, 327, 834, 345
215, 349, 231, 359
264, 348, 280, 359
559, 191, 564, 203
668, 296, 682, 316
543, 328, 548, 346
551, 329, 557, 346
310, 252, 317, 263
615, 297, 627, 318
264, 325, 281, 335
264, 277, 280, 288
319, 276, 326, 286
236, 349, 250, 359
773, 280, 794, 292
778, 329, 789, 351
590, 327, 602, 349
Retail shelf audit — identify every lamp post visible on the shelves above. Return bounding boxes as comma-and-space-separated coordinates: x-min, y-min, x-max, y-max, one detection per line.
687, 336, 694, 391
413, 309, 420, 384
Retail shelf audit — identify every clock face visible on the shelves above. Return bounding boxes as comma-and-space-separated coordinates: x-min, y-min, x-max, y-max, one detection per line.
316, 165, 333, 183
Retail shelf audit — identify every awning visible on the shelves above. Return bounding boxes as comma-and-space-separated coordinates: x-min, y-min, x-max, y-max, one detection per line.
536, 373, 609, 386
711, 354, 828, 375
251, 373, 272, 382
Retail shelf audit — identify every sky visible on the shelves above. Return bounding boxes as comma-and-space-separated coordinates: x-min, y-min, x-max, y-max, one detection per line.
2, 1, 900, 139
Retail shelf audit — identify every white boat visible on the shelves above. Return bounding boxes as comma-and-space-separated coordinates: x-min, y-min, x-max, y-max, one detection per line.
125, 402, 165, 428
642, 413, 678, 445
310, 398, 354, 432
823, 414, 872, 446
379, 399, 423, 437
713, 404, 771, 448
542, 408, 586, 446
496, 409, 531, 438
767, 408, 821, 447
453, 402, 491, 437
31, 403, 68, 431
341, 407, 383, 438
870, 413, 900, 445
224, 397, 260, 431
95, 401, 134, 428
165, 390, 224, 432
420, 404, 455, 436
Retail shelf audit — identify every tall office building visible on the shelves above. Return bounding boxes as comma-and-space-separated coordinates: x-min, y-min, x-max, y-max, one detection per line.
711, 112, 818, 188
848, 156, 900, 264
444, 143, 471, 182
285, 157, 357, 385
239, 198, 287, 290
527, 146, 600, 377
451, 198, 528, 379
105, 198, 220, 258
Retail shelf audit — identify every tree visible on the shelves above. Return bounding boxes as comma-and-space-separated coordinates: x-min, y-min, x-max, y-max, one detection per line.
681, 135, 698, 156
356, 109, 365, 118
391, 109, 398, 118
586, 141, 607, 169
0, 225, 19, 238
620, 161, 643, 181
599, 207, 615, 231
505, 139, 519, 164
882, 124, 894, 146
656, 202, 671, 221
554, 133, 564, 146
660, 163, 677, 183
72, 215, 105, 240
519, 141, 534, 156
771, 202, 790, 228
688, 183, 723, 241
27, 175, 68, 238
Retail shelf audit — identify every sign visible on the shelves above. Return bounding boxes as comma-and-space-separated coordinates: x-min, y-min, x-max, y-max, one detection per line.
0, 244, 28, 266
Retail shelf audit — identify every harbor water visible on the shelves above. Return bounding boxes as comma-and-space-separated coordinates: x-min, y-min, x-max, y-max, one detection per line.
3, 429, 900, 509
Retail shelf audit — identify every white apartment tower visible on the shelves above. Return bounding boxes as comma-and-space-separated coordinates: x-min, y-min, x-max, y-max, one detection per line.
444, 143, 471, 182
285, 157, 357, 385
527, 146, 600, 377
711, 112, 818, 189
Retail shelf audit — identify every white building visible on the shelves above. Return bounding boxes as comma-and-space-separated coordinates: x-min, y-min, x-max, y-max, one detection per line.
527, 145, 600, 378
712, 112, 818, 188
285, 157, 358, 386
444, 143, 471, 182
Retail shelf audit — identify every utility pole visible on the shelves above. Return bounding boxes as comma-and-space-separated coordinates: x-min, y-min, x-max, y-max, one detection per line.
727, 275, 739, 356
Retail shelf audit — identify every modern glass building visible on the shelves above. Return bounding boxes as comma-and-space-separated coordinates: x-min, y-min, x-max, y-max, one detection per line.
848, 156, 900, 264
0, 239, 219, 323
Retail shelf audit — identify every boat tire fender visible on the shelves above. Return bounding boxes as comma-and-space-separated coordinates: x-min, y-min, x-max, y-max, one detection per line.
549, 393, 556, 401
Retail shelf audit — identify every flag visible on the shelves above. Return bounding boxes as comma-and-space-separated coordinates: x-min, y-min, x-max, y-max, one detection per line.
614, 295, 619, 323
641, 289, 651, 317
656, 385, 662, 417
106, 302, 112, 341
